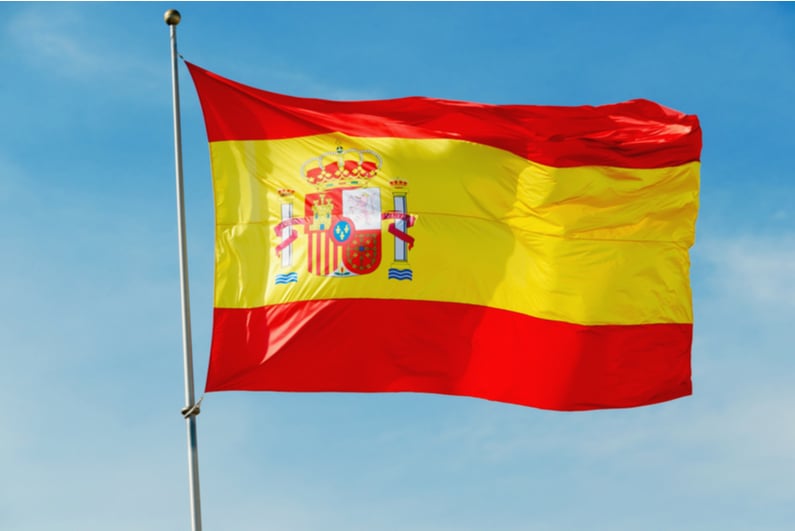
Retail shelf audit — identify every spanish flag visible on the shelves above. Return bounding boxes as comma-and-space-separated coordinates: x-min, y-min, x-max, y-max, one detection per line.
187, 62, 701, 411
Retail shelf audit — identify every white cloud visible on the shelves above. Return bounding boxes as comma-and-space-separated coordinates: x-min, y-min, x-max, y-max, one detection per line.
7, 8, 101, 75
696, 234, 795, 308
0, 152, 25, 202
7, 9, 101, 74
5, 5, 161, 95
207, 57, 386, 102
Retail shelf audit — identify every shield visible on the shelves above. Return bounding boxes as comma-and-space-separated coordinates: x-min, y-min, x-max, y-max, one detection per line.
304, 187, 382, 277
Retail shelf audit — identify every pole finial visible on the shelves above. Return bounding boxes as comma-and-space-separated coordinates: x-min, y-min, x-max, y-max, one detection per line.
164, 9, 181, 26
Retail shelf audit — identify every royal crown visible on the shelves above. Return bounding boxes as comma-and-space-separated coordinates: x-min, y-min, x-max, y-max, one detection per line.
301, 148, 382, 188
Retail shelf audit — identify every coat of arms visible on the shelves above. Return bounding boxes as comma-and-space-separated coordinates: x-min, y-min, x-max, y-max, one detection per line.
273, 147, 415, 284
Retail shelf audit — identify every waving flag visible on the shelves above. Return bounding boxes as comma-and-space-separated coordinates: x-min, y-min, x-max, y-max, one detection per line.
187, 62, 701, 411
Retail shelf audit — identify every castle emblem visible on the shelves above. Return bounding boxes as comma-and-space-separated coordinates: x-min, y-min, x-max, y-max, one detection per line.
274, 147, 415, 283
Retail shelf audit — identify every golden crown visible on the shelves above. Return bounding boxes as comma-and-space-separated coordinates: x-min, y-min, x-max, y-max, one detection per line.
301, 148, 382, 188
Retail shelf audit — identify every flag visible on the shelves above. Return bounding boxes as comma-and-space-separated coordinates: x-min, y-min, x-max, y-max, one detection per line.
187, 62, 701, 411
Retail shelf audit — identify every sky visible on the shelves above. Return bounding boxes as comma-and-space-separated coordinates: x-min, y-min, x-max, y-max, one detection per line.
1, 1, 794, 530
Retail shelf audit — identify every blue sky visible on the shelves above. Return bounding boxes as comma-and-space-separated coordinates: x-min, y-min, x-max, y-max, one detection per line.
1, 2, 794, 530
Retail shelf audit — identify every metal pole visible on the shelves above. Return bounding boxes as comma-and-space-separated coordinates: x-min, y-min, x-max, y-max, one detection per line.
165, 9, 203, 531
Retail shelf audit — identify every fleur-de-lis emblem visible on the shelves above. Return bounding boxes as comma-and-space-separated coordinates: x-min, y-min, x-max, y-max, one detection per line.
333, 220, 352, 242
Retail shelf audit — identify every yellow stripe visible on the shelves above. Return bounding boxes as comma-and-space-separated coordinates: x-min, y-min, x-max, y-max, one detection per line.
210, 134, 698, 325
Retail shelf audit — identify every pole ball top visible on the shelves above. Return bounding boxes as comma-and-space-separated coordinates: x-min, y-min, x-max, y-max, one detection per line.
164, 9, 181, 26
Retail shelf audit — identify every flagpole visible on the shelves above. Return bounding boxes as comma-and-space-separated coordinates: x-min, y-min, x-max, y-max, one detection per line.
165, 9, 203, 531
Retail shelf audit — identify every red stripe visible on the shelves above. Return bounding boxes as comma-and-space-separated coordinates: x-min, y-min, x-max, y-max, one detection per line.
187, 62, 701, 169
206, 300, 692, 411
314, 234, 321, 274
307, 233, 314, 274
324, 233, 330, 276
